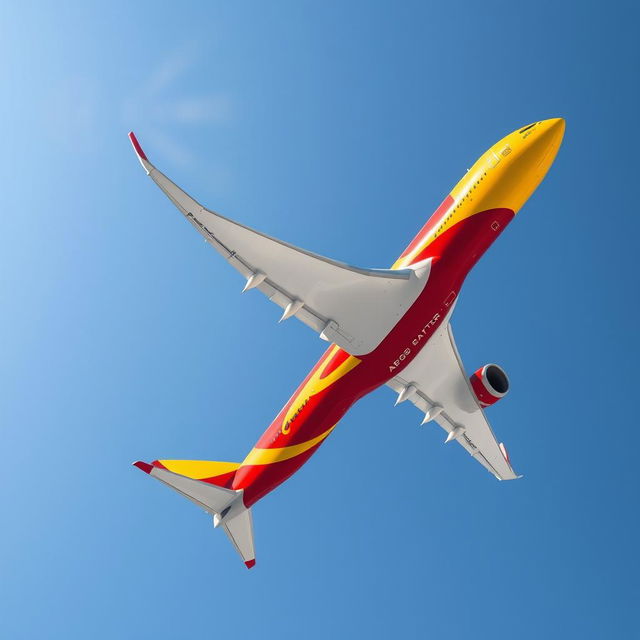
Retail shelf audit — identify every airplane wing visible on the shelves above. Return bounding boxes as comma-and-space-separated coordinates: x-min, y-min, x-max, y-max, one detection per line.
387, 322, 520, 480
129, 132, 430, 356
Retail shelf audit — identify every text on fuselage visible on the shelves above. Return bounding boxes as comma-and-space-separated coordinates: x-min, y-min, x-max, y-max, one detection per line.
388, 312, 441, 372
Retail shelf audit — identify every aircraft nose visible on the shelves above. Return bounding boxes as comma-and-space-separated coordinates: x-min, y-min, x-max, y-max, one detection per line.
545, 117, 565, 132
486, 118, 565, 213
539, 117, 565, 151
530, 117, 565, 170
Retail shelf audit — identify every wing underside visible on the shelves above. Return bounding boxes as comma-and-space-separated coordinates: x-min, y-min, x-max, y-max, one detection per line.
387, 323, 519, 481
129, 132, 430, 356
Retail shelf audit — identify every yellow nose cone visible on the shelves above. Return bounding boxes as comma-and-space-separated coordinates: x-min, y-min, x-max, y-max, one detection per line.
535, 118, 565, 168
515, 118, 565, 169
543, 117, 565, 137
474, 118, 566, 213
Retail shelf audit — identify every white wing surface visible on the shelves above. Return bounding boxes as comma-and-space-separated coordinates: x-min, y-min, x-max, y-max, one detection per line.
129, 132, 429, 356
387, 323, 519, 480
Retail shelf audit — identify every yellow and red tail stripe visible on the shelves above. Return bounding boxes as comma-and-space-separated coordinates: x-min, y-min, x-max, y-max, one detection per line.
134, 459, 241, 489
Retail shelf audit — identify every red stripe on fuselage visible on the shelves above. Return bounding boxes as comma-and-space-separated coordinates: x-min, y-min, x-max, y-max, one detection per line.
405, 208, 514, 271
319, 348, 352, 379
397, 195, 455, 261
235, 208, 515, 506
235, 441, 326, 504
200, 470, 238, 489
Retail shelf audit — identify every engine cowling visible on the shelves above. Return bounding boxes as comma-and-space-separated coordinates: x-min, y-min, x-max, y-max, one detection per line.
469, 364, 509, 407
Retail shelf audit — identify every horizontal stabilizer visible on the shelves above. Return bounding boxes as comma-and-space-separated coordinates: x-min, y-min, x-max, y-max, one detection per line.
133, 460, 237, 514
222, 508, 256, 569
133, 460, 257, 568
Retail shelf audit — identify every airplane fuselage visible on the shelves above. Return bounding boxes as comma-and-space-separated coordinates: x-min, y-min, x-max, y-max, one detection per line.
232, 119, 565, 505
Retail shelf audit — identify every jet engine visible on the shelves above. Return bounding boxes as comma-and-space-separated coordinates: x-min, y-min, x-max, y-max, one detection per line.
469, 364, 509, 407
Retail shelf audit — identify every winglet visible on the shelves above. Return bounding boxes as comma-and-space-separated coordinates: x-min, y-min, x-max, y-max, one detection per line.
128, 131, 147, 160
132, 460, 154, 474
244, 559, 256, 569
498, 442, 521, 479
128, 131, 152, 173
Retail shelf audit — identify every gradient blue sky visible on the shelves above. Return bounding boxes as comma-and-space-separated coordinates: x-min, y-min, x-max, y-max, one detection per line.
2, 2, 639, 638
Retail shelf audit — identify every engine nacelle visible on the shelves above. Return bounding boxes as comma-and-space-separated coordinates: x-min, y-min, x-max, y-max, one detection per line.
469, 364, 509, 407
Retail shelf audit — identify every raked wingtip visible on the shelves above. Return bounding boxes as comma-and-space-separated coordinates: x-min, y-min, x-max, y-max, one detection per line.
128, 131, 152, 173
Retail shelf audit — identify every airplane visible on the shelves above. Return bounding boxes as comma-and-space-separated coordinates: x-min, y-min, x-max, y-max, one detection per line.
130, 118, 565, 568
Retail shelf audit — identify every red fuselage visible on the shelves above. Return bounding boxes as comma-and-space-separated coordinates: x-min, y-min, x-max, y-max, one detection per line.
232, 118, 565, 506
233, 204, 514, 505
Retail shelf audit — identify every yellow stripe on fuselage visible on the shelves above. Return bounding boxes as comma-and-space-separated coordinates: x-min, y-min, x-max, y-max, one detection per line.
240, 425, 336, 467
281, 345, 360, 432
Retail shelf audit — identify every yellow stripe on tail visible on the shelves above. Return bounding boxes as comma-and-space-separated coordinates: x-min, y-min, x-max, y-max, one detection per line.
153, 459, 240, 482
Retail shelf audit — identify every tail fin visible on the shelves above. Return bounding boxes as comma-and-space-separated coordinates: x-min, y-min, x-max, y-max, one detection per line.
133, 459, 256, 568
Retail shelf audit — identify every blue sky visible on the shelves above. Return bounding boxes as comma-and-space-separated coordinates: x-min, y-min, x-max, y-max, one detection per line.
1, 1, 639, 638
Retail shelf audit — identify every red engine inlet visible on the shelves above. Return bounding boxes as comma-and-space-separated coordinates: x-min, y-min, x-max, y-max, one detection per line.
470, 364, 509, 407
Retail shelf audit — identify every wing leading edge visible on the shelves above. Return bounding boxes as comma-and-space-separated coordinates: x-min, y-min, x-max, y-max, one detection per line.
128, 132, 431, 356
387, 323, 520, 481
